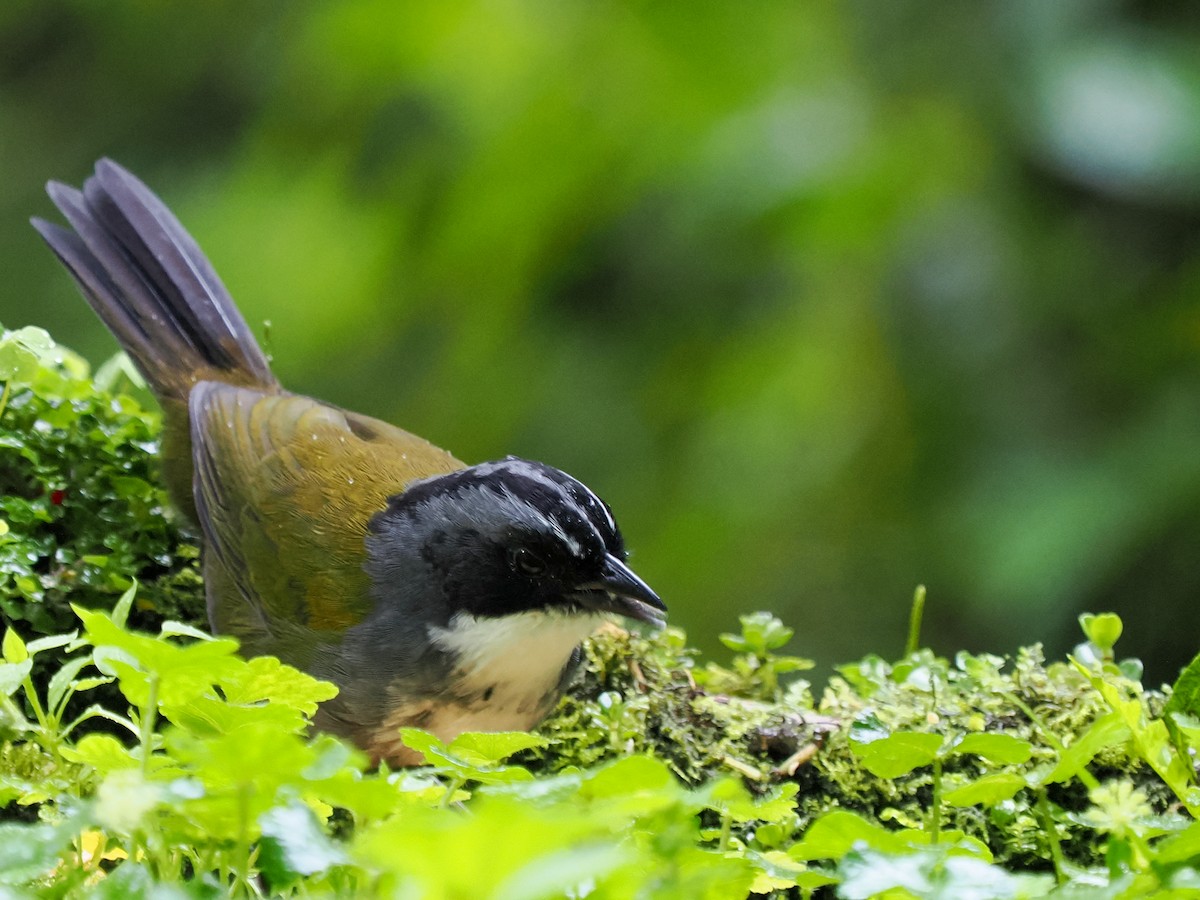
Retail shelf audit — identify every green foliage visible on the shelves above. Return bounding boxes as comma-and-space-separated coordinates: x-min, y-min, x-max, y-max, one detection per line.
5, 332, 1200, 897
0, 599, 1198, 897
709, 612, 815, 701
0, 326, 204, 640
0, 600, 805, 897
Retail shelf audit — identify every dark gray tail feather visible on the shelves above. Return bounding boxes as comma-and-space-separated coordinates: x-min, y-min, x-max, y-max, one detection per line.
31, 159, 278, 399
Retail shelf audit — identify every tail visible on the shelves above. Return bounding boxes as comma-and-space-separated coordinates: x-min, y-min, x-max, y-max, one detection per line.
31, 159, 278, 400
32, 159, 280, 522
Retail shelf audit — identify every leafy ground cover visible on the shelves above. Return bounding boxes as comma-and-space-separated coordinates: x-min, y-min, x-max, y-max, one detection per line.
2, 324, 1200, 899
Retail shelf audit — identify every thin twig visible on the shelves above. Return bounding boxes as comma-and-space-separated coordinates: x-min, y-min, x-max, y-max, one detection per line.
721, 755, 766, 781
772, 742, 820, 777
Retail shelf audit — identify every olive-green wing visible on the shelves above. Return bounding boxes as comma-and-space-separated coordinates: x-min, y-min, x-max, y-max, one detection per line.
188, 382, 464, 656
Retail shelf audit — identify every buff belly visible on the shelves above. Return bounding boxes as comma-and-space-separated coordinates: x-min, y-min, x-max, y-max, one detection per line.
366, 610, 604, 765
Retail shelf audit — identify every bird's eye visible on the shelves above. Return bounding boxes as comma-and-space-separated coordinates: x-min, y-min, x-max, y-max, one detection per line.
510, 547, 547, 576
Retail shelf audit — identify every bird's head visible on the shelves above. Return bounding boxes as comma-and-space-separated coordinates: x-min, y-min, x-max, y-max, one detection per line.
365, 457, 665, 628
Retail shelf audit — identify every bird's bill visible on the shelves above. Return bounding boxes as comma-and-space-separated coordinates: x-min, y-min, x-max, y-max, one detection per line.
574, 554, 667, 629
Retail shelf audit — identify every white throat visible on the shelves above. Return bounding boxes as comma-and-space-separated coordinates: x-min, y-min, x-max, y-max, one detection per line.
429, 610, 602, 707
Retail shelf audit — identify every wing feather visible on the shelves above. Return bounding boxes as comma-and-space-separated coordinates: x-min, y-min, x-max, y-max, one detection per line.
188, 383, 464, 654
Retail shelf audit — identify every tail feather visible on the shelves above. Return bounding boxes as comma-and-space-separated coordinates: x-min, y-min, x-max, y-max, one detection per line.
31, 159, 277, 399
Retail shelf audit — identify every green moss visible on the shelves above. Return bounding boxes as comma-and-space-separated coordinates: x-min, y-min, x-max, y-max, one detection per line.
534, 625, 1178, 874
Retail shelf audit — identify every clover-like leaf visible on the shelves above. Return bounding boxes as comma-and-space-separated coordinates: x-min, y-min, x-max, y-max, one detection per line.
951, 733, 1033, 765
790, 810, 923, 860
0, 327, 56, 383
850, 731, 943, 778
943, 773, 1027, 808
1079, 612, 1123, 654
720, 612, 795, 654
449, 732, 548, 766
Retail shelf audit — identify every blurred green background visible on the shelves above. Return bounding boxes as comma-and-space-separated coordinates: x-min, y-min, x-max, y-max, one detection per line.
3, 1, 1200, 682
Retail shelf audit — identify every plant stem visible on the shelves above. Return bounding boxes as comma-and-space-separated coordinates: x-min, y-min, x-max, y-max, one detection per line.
1036, 790, 1068, 884
442, 777, 466, 809
718, 809, 733, 853
0, 381, 9, 419
21, 676, 52, 750
140, 673, 160, 776
905, 585, 926, 658
237, 782, 253, 896
928, 755, 943, 844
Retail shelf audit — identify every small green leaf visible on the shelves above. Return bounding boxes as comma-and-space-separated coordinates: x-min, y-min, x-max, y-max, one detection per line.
790, 810, 922, 860
1167, 651, 1200, 720
836, 655, 891, 697
70, 676, 114, 693
748, 783, 800, 824
1169, 711, 1200, 746
943, 773, 1027, 807
449, 731, 549, 765
745, 849, 807, 894
93, 351, 145, 393
1155, 820, 1200, 864
794, 870, 842, 891
583, 755, 674, 798
218, 655, 338, 715
25, 632, 78, 657
1074, 660, 1198, 815
1039, 710, 1130, 786
0, 822, 68, 885
0, 326, 56, 385
0, 343, 40, 383
111, 581, 138, 629
47, 655, 93, 714
771, 656, 815, 673
64, 704, 138, 740
848, 712, 889, 744
951, 733, 1033, 765
61, 733, 138, 772
5, 326, 54, 356
850, 732, 943, 778
2, 628, 28, 664
158, 621, 215, 641
1117, 658, 1143, 681
698, 779, 798, 824
720, 612, 794, 654
0, 659, 33, 697
398, 728, 444, 763
259, 800, 348, 887
1079, 612, 1123, 652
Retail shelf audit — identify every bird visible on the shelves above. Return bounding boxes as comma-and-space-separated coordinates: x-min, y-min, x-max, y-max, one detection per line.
32, 159, 665, 765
